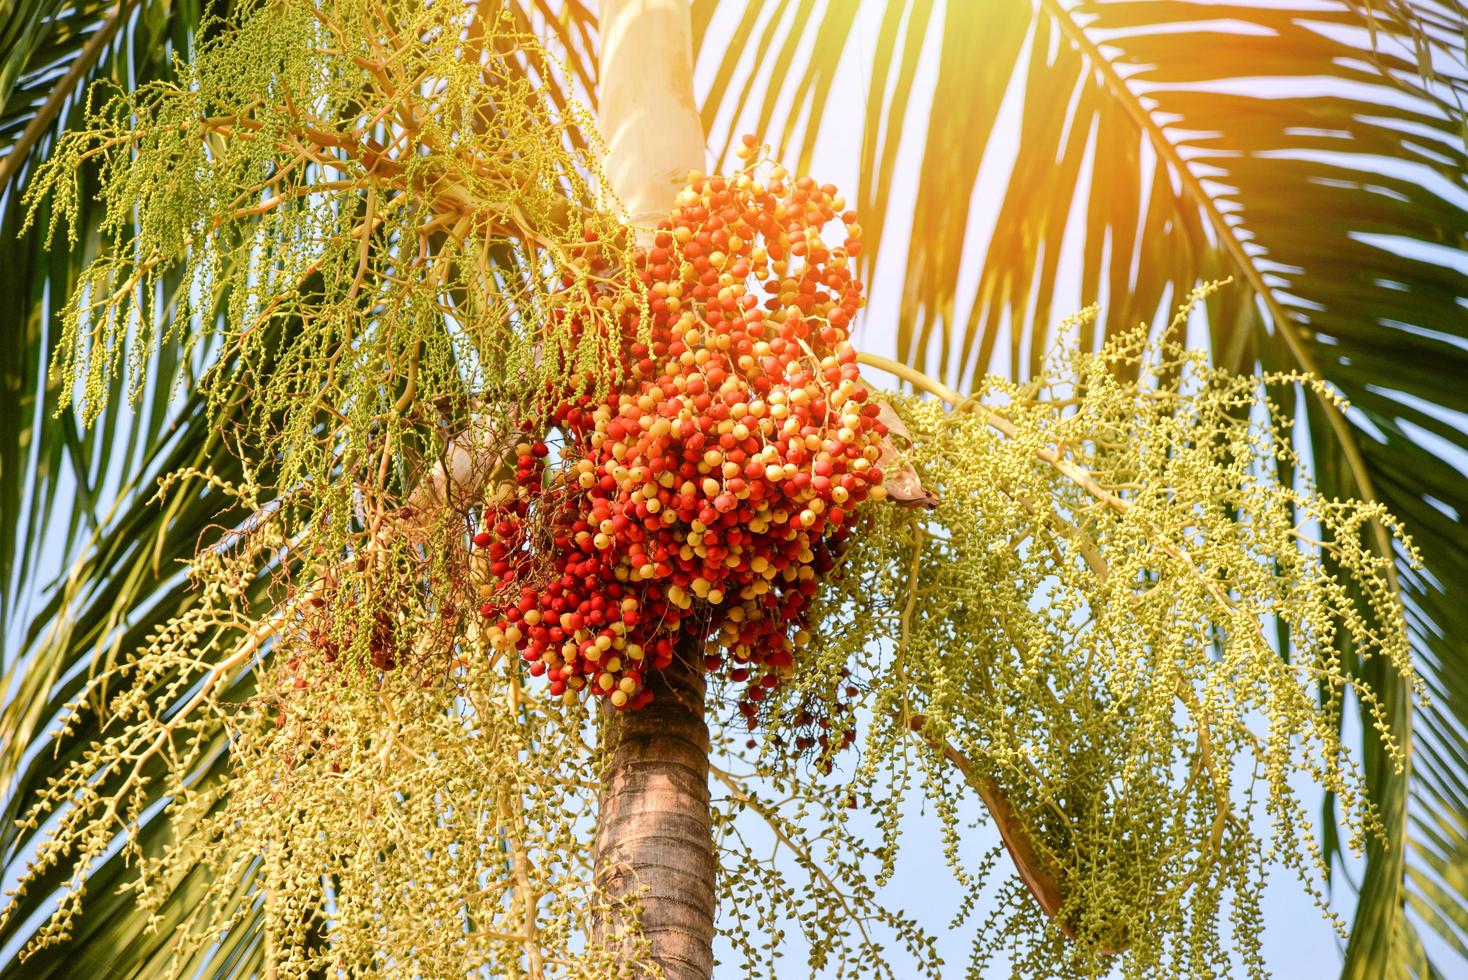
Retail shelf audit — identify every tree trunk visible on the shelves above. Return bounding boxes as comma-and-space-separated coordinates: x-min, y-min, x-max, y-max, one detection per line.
592, 641, 716, 979
592, 3, 715, 978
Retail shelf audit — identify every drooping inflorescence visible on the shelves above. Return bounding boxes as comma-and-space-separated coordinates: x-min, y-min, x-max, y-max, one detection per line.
24, 0, 644, 611
774, 308, 1421, 977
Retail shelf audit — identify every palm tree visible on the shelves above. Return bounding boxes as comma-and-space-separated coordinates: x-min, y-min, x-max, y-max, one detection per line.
1, 0, 1464, 977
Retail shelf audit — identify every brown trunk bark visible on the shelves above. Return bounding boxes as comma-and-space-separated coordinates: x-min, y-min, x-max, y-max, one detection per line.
592, 640, 716, 979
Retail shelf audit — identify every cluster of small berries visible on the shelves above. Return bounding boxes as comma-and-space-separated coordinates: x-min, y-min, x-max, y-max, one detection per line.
475, 143, 887, 716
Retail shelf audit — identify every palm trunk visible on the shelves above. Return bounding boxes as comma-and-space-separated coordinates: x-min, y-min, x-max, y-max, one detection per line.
592, 641, 716, 978
592, 2, 714, 977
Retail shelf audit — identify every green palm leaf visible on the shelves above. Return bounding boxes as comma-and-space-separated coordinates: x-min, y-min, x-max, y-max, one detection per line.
0, 0, 204, 635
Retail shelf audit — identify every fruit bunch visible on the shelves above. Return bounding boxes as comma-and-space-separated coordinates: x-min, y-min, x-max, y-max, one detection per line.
475, 143, 888, 716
